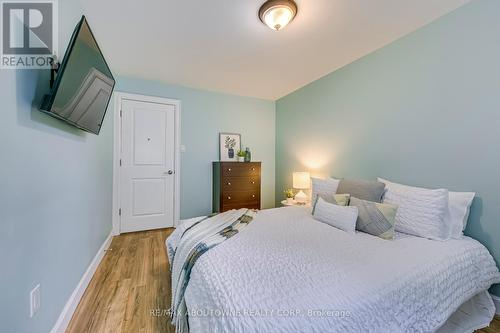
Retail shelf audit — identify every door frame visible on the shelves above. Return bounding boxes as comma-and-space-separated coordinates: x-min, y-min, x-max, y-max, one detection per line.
112, 91, 181, 235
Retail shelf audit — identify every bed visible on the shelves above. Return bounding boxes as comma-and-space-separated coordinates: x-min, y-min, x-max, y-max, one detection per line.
167, 206, 500, 333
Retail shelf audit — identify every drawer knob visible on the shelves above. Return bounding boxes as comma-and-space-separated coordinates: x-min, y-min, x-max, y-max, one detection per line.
251, 168, 255, 171
228, 168, 231, 171
227, 182, 231, 186
227, 196, 231, 200
251, 181, 255, 184
252, 195, 255, 198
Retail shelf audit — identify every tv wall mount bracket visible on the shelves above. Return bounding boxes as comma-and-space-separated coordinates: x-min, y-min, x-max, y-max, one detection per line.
49, 55, 61, 89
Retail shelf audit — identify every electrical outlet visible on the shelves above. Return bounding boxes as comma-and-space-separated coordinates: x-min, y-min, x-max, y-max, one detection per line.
30, 284, 41, 318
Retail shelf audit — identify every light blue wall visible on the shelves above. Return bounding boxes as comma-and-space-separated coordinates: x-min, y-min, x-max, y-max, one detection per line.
276, 0, 500, 296
0, 2, 114, 332
115, 77, 276, 218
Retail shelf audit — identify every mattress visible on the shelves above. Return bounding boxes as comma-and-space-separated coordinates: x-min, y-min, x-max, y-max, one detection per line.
168, 206, 500, 333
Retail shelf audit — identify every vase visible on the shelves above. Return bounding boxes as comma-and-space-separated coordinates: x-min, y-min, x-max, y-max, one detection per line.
238, 156, 245, 162
228, 148, 234, 158
244, 147, 251, 162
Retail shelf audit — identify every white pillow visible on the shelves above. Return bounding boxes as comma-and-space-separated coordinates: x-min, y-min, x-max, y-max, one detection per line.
448, 191, 475, 238
311, 177, 340, 203
378, 178, 450, 240
313, 197, 358, 234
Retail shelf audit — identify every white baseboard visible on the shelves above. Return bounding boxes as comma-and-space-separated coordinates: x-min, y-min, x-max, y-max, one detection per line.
491, 293, 500, 316
50, 232, 113, 333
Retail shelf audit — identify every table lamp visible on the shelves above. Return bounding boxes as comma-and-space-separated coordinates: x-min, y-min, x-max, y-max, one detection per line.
293, 172, 310, 204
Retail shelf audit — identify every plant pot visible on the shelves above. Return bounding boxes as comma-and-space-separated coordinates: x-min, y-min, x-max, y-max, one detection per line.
228, 148, 234, 158
238, 156, 245, 162
286, 197, 294, 205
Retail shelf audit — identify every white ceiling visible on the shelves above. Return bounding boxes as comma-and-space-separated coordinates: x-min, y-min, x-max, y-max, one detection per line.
81, 0, 471, 100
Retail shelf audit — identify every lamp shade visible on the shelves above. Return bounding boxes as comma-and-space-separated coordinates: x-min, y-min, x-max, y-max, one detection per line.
293, 172, 310, 190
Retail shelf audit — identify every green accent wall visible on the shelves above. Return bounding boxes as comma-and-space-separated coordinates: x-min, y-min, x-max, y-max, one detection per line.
275, 0, 500, 295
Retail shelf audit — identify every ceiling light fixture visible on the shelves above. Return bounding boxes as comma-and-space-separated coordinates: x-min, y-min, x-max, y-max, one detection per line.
259, 0, 297, 31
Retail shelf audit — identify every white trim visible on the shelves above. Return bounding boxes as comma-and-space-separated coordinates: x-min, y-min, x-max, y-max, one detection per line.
491, 293, 500, 315
50, 232, 113, 333
112, 91, 181, 235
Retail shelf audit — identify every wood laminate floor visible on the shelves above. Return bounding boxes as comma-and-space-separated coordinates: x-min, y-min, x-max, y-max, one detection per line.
67, 228, 175, 333
480, 317, 500, 333
67, 228, 500, 333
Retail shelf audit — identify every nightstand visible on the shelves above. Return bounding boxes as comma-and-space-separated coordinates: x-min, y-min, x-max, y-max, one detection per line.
281, 200, 311, 207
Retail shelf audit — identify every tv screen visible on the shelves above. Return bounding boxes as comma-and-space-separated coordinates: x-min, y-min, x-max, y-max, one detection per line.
40, 16, 115, 135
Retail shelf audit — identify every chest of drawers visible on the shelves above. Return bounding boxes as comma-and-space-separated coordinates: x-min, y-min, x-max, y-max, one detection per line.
212, 162, 261, 213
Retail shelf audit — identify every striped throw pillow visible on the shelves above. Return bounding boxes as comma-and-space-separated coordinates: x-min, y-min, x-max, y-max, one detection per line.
349, 196, 398, 240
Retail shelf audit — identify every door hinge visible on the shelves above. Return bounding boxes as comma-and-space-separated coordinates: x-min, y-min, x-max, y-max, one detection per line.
120, 109, 122, 117
119, 159, 122, 166
119, 208, 122, 216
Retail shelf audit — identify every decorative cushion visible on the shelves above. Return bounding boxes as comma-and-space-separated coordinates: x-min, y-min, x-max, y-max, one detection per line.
378, 178, 450, 240
336, 179, 386, 203
311, 177, 340, 203
446, 191, 475, 238
349, 197, 398, 240
325, 193, 350, 206
312, 194, 350, 214
313, 197, 358, 234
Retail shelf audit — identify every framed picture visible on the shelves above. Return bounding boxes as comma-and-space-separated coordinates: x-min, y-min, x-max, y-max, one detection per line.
219, 133, 241, 161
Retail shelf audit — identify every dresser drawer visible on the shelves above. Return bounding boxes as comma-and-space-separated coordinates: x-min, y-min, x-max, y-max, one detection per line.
222, 202, 260, 212
221, 190, 260, 205
222, 177, 260, 191
221, 164, 260, 177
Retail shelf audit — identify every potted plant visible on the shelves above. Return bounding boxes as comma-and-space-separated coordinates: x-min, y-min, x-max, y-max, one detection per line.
284, 189, 295, 204
225, 136, 237, 159
237, 150, 246, 162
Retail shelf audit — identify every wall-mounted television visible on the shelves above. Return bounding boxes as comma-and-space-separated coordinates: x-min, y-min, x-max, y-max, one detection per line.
40, 16, 115, 135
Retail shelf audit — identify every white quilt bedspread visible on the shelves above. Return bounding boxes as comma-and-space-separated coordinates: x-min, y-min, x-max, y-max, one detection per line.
168, 207, 500, 333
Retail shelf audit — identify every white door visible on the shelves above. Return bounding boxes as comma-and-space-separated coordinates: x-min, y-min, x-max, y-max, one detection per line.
120, 99, 176, 233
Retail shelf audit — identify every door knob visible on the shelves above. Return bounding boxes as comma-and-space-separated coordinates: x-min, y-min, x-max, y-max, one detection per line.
164, 170, 174, 175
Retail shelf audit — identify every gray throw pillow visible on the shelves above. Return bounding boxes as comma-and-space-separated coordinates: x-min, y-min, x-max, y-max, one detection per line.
312, 194, 350, 214
349, 196, 398, 240
337, 179, 385, 203
311, 177, 340, 204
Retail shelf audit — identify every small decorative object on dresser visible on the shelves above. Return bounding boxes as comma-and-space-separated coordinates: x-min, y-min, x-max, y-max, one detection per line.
213, 162, 261, 212
237, 150, 246, 162
244, 147, 251, 162
219, 133, 241, 161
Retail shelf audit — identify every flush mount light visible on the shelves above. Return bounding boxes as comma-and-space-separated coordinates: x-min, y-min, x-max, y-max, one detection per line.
259, 0, 298, 31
